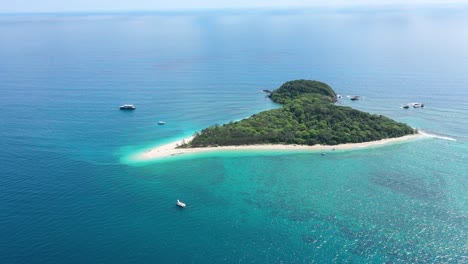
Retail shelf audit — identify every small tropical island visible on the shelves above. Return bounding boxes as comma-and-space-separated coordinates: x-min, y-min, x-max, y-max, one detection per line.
180, 80, 416, 148
135, 80, 421, 161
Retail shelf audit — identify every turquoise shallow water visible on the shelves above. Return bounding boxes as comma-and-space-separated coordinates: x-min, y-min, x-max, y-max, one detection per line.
1, 8, 467, 263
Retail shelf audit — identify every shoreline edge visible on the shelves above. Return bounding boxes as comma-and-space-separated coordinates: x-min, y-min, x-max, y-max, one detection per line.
133, 133, 426, 161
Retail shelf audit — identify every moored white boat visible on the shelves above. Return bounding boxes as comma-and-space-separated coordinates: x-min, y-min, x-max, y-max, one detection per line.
402, 102, 425, 109
176, 199, 186, 208
119, 104, 136, 110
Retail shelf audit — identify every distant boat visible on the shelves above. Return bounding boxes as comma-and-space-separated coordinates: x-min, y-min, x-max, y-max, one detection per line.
157, 121, 166, 125
350, 96, 360, 101
176, 199, 186, 208
403, 102, 424, 109
119, 104, 136, 110
262, 89, 272, 93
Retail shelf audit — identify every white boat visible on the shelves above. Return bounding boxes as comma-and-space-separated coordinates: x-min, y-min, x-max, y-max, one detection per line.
119, 104, 136, 110
176, 199, 186, 208
412, 103, 424, 108
157, 121, 166, 125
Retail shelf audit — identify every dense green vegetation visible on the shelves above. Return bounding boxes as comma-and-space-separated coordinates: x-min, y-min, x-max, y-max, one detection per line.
269, 80, 337, 104
180, 80, 416, 148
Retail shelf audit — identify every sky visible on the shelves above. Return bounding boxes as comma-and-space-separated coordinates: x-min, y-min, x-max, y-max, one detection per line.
1, 0, 467, 13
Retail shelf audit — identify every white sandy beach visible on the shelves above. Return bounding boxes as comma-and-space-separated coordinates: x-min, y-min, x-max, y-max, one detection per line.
134, 133, 425, 161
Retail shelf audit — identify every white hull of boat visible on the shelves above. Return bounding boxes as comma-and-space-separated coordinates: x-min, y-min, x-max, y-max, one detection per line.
176, 199, 186, 208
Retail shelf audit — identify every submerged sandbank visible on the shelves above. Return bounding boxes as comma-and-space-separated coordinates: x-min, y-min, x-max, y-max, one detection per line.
133, 133, 425, 161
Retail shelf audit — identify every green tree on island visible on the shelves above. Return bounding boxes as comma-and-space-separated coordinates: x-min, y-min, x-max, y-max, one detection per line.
180, 80, 416, 148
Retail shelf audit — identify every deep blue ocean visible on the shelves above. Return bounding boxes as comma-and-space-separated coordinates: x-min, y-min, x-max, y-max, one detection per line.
1, 7, 467, 263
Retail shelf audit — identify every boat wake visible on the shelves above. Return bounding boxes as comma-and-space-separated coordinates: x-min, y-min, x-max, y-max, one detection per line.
420, 131, 457, 141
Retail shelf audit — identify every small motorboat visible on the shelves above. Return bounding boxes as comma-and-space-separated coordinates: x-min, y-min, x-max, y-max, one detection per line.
402, 104, 410, 109
350, 96, 360, 101
157, 121, 166, 125
176, 199, 186, 208
119, 104, 136, 110
412, 103, 424, 108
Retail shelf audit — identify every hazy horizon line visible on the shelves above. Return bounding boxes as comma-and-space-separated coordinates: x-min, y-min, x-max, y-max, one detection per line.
1, 3, 467, 16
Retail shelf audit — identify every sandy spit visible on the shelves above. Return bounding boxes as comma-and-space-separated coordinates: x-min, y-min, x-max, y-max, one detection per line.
134, 133, 425, 161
